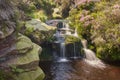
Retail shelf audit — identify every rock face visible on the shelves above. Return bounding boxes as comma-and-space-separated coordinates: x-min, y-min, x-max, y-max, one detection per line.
53, 35, 83, 58
24, 19, 56, 44
0, 1, 44, 79
0, 33, 45, 80
0, 0, 15, 40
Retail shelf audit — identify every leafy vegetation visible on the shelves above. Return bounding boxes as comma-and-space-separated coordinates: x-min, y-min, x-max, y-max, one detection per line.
1, 0, 120, 62
16, 0, 120, 61
68, 0, 120, 61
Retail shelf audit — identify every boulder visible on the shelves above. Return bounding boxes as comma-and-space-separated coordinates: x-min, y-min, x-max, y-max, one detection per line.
24, 19, 56, 44
13, 67, 44, 80
0, 34, 45, 80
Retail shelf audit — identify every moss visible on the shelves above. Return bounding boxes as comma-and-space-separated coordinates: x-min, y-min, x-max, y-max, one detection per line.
10, 65, 25, 73
65, 35, 81, 44
30, 10, 48, 22
15, 42, 41, 65
13, 67, 45, 80
6, 34, 42, 66
16, 34, 33, 54
24, 19, 56, 44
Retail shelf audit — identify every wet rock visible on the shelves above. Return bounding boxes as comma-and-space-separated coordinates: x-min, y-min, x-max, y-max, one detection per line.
65, 35, 83, 57
53, 35, 83, 58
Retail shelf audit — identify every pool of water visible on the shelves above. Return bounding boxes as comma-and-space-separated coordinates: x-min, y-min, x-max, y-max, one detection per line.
39, 60, 120, 80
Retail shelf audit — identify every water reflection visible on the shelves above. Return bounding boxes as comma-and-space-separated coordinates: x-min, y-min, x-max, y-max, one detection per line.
39, 60, 120, 80
50, 62, 80, 80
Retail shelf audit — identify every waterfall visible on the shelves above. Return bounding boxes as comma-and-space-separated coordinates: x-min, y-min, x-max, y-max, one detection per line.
54, 22, 81, 62
73, 43, 77, 59
60, 42, 66, 58
59, 42, 68, 62
83, 48, 99, 61
54, 23, 69, 62
82, 40, 106, 68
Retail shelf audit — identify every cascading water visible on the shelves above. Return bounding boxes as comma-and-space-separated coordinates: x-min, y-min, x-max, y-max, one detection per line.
81, 40, 106, 68
60, 43, 65, 58
73, 43, 77, 59
54, 22, 81, 62
59, 42, 68, 62
83, 48, 99, 61
54, 24, 69, 62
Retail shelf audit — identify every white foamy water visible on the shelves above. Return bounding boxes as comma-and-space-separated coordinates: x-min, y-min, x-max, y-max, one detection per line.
58, 58, 69, 62
83, 48, 99, 61
84, 59, 106, 69
83, 48, 106, 68
81, 39, 106, 69
60, 43, 66, 58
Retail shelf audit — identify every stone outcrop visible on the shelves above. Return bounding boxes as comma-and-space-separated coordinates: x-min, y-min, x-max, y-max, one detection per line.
0, 33, 45, 80
24, 19, 56, 44
0, 1, 45, 80
0, 0, 15, 40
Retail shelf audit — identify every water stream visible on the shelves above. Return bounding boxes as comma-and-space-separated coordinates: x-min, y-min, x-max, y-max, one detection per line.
73, 43, 78, 59
81, 39, 106, 68
40, 23, 120, 80
59, 42, 68, 62
40, 60, 120, 80
54, 22, 79, 62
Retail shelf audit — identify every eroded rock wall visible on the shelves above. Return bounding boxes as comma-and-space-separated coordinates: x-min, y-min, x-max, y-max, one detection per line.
0, 0, 44, 80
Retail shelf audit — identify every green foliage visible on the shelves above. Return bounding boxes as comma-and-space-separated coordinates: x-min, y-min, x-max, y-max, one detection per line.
79, 2, 95, 11
91, 2, 120, 60
34, 0, 55, 18
31, 11, 48, 22
68, 0, 120, 61
39, 30, 56, 43
65, 35, 81, 44
17, 0, 55, 21
25, 26, 34, 35
18, 2, 36, 14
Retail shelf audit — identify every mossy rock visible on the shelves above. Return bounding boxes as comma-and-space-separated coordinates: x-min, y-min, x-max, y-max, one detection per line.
65, 35, 81, 44
24, 19, 56, 44
8, 42, 42, 66
13, 67, 45, 80
25, 19, 56, 32
16, 34, 33, 54
0, 34, 45, 80
1, 34, 42, 69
